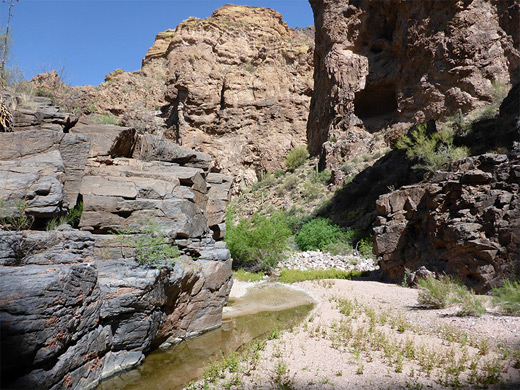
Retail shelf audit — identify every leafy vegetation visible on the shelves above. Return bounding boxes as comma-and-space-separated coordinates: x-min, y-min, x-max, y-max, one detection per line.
417, 275, 486, 316
115, 219, 180, 265
284, 145, 309, 170
294, 217, 345, 252
0, 198, 34, 231
45, 202, 83, 230
225, 210, 292, 271
395, 123, 469, 172
492, 279, 520, 316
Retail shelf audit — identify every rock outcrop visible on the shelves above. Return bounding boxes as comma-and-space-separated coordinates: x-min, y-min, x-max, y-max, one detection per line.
0, 97, 233, 389
0, 229, 232, 390
374, 151, 520, 293
37, 5, 314, 189
157, 5, 314, 186
308, 0, 520, 169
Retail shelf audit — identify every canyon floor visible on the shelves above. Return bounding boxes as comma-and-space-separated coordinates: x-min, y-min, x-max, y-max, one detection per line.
191, 279, 520, 390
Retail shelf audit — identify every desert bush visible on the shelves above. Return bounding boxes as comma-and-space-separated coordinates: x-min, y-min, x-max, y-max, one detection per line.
418, 275, 486, 316
357, 236, 374, 259
492, 279, 520, 316
225, 210, 291, 271
251, 172, 276, 192
282, 175, 299, 191
322, 240, 353, 255
46, 202, 83, 230
285, 145, 309, 170
295, 217, 346, 252
90, 113, 120, 126
396, 123, 469, 172
301, 179, 321, 200
115, 219, 180, 265
0, 198, 33, 231
417, 275, 458, 309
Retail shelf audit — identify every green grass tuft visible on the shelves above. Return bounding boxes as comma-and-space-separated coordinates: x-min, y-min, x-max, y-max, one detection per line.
492, 279, 520, 316
279, 268, 363, 284
232, 269, 265, 282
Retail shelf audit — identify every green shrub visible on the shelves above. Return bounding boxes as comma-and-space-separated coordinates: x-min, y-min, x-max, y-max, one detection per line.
115, 220, 180, 265
492, 279, 520, 316
417, 275, 457, 309
46, 202, 83, 230
251, 172, 276, 191
395, 123, 469, 172
225, 210, 292, 271
358, 236, 374, 259
301, 179, 321, 200
274, 169, 285, 179
0, 198, 34, 231
279, 268, 363, 284
281, 175, 299, 191
285, 145, 309, 170
284, 207, 312, 234
295, 217, 346, 252
417, 275, 486, 316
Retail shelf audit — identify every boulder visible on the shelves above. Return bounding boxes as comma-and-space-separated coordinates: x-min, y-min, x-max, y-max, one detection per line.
70, 118, 136, 158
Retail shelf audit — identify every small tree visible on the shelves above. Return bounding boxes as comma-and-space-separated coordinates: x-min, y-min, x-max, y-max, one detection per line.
1, 0, 19, 88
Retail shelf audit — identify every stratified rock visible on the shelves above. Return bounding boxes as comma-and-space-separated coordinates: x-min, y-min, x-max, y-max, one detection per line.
133, 133, 212, 172
308, 0, 520, 169
12, 93, 78, 132
374, 153, 520, 293
206, 173, 233, 239
0, 233, 232, 390
0, 130, 89, 216
79, 158, 209, 237
70, 118, 136, 158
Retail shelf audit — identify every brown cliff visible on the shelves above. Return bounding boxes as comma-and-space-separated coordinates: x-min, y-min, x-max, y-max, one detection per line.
37, 5, 314, 190
158, 5, 314, 187
308, 0, 520, 169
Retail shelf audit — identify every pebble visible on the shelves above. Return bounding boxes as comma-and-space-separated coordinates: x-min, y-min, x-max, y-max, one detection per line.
277, 250, 379, 273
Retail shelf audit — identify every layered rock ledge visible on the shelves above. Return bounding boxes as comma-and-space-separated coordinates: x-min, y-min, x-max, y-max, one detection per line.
0, 101, 233, 389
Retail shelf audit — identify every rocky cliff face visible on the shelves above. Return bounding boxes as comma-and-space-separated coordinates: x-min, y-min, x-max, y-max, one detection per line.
374, 150, 520, 293
158, 5, 314, 187
0, 98, 233, 389
37, 5, 314, 189
308, 0, 520, 169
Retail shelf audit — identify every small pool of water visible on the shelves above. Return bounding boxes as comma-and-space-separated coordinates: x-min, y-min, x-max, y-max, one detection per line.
97, 282, 315, 390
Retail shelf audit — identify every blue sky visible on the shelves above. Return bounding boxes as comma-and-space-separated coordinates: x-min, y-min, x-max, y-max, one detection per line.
2, 0, 313, 86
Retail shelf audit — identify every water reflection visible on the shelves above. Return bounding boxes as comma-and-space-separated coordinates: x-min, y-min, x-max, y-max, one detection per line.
98, 283, 314, 390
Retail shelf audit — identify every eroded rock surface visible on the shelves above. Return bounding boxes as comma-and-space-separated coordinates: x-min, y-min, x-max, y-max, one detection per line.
158, 5, 314, 186
374, 152, 520, 293
0, 231, 232, 390
308, 0, 520, 169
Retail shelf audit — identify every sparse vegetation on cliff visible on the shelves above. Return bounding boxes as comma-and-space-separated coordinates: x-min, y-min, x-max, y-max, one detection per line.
285, 145, 309, 170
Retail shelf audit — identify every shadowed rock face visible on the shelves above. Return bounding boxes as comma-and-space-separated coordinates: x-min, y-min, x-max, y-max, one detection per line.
0, 230, 232, 390
374, 151, 520, 293
308, 0, 520, 169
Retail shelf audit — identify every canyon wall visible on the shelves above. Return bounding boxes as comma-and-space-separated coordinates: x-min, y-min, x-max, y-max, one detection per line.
0, 97, 233, 389
308, 0, 520, 169
39, 5, 315, 189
